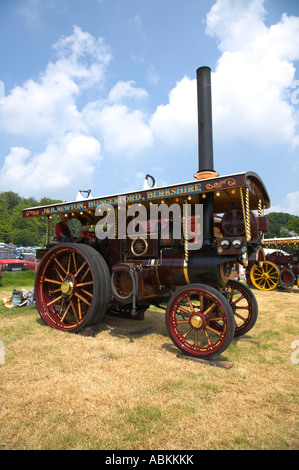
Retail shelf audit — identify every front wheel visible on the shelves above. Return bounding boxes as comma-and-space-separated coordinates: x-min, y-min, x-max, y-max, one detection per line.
165, 283, 235, 359
35, 243, 111, 332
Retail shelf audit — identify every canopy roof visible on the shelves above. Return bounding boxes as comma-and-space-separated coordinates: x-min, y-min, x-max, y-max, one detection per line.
23, 171, 270, 224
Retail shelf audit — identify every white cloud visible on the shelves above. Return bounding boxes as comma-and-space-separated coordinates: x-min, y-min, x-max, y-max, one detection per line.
108, 80, 149, 103
0, 134, 101, 197
206, 0, 299, 147
0, 25, 111, 139
148, 1, 299, 149
93, 104, 153, 156
0, 26, 154, 196
270, 191, 299, 216
150, 76, 197, 146
146, 65, 160, 85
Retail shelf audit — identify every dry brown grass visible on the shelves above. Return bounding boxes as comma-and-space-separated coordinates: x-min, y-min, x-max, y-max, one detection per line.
0, 279, 298, 450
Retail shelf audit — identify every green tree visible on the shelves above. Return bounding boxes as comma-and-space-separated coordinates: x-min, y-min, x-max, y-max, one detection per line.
0, 194, 11, 242
267, 212, 296, 238
286, 217, 299, 235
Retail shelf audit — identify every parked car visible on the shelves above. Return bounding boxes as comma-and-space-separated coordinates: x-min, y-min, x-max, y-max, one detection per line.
0, 251, 28, 271
0, 264, 2, 282
22, 254, 39, 271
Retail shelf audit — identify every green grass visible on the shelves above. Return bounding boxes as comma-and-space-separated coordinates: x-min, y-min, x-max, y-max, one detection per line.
0, 272, 298, 450
0, 270, 35, 291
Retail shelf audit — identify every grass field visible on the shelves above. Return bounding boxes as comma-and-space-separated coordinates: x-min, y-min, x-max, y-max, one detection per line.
0, 271, 298, 450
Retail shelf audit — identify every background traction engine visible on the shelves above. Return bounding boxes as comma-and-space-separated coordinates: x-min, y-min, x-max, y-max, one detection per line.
247, 237, 299, 291
22, 67, 270, 359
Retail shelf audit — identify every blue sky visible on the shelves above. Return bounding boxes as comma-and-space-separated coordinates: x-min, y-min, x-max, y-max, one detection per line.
0, 0, 299, 214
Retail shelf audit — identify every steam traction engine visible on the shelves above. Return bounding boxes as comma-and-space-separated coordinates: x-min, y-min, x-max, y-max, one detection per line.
247, 237, 299, 291
22, 67, 270, 359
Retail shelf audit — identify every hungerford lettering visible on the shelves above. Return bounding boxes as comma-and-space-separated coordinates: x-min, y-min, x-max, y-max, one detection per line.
40, 183, 203, 216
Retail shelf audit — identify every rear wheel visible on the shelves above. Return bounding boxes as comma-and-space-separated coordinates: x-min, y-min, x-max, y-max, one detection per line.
35, 243, 111, 332
165, 283, 235, 359
221, 280, 258, 337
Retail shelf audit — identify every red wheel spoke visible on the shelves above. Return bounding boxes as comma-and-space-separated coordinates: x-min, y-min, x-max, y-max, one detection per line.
233, 294, 245, 305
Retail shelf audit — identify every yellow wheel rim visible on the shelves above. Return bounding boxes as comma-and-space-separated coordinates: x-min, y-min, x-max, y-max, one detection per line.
250, 261, 280, 291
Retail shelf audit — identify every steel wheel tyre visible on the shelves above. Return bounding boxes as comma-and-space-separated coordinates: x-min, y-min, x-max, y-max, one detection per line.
250, 261, 280, 291
279, 267, 295, 290
165, 283, 235, 359
35, 243, 111, 332
221, 280, 258, 337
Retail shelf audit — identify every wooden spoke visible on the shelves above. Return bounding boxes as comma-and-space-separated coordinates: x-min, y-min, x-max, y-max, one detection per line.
67, 253, 71, 275
203, 302, 217, 317
81, 288, 93, 298
187, 296, 195, 313
54, 257, 67, 275
75, 261, 87, 278
50, 287, 62, 294
233, 294, 245, 305
178, 305, 192, 315
74, 291, 91, 306
70, 300, 79, 323
182, 327, 194, 339
55, 267, 64, 282
80, 267, 91, 283
72, 252, 77, 274
206, 325, 222, 336
76, 281, 93, 288
44, 278, 61, 285
47, 295, 63, 307
77, 298, 82, 320
61, 303, 71, 322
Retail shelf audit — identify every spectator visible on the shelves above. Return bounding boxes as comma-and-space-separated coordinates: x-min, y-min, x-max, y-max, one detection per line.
55, 220, 73, 242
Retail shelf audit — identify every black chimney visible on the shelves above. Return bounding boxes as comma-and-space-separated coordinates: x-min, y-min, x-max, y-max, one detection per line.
194, 66, 218, 246
194, 66, 217, 176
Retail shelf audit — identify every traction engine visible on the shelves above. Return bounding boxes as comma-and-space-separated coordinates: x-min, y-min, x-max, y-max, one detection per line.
22, 67, 271, 359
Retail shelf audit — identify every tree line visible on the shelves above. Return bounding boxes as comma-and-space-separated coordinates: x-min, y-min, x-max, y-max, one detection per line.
0, 190, 298, 247
0, 191, 62, 246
